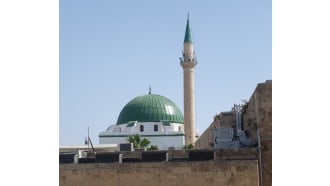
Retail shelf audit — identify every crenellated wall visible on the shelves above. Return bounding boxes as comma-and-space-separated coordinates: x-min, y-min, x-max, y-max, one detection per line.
60, 160, 258, 186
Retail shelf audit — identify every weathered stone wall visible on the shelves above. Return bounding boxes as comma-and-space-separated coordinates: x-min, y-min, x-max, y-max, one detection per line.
60, 160, 258, 186
194, 120, 217, 149
195, 111, 236, 149
242, 80, 272, 186
218, 112, 237, 128
242, 80, 272, 139
194, 80, 272, 186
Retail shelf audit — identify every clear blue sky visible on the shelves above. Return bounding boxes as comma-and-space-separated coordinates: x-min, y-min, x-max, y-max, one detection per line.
59, 0, 272, 145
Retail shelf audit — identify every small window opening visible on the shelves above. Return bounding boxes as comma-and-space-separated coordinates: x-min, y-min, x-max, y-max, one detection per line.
154, 125, 158, 132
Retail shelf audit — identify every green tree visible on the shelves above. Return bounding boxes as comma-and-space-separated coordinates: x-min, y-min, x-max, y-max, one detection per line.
140, 138, 151, 148
127, 134, 151, 148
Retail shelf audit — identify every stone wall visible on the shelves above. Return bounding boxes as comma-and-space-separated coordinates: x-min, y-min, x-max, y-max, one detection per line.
194, 80, 272, 186
194, 120, 217, 149
242, 80, 272, 186
195, 112, 236, 149
60, 160, 259, 186
242, 80, 272, 139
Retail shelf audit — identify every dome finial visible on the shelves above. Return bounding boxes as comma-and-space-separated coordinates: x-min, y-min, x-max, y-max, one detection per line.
148, 85, 151, 94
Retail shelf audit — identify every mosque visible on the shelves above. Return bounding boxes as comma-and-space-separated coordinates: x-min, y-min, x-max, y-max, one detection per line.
99, 15, 197, 150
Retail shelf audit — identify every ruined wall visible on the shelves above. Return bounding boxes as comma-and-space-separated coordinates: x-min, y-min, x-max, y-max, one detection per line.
194, 80, 272, 186
195, 112, 235, 149
218, 112, 237, 128
194, 120, 217, 149
242, 80, 272, 186
242, 80, 272, 139
60, 160, 258, 186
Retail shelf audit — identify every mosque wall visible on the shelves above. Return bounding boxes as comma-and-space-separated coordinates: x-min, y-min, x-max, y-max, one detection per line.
105, 122, 184, 134
60, 160, 259, 186
99, 135, 185, 150
99, 122, 186, 150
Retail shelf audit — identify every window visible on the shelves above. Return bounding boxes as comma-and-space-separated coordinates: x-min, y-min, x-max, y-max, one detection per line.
154, 125, 158, 132
140, 125, 144, 132
179, 126, 181, 132
119, 128, 121, 132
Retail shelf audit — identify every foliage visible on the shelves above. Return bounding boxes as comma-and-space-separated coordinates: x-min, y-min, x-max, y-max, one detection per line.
127, 134, 151, 149
241, 100, 249, 114
183, 143, 194, 149
127, 134, 140, 148
148, 145, 159, 150
213, 113, 221, 121
140, 138, 151, 148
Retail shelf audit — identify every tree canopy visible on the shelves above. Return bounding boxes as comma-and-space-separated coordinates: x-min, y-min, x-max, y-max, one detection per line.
127, 134, 159, 150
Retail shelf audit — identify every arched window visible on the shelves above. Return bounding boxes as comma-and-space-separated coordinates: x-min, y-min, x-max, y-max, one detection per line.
154, 125, 158, 132
140, 125, 144, 132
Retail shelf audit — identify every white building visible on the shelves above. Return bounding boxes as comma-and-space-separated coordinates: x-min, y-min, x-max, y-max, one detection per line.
99, 90, 185, 150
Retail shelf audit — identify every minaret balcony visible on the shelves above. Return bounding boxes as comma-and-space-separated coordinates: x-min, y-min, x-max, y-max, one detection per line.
180, 57, 197, 67
180, 61, 197, 68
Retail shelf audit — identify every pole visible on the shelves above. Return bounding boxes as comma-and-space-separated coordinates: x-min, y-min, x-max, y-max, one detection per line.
88, 136, 95, 152
88, 126, 90, 149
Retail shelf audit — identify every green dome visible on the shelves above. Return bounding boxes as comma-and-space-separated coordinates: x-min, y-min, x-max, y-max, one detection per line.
116, 94, 184, 125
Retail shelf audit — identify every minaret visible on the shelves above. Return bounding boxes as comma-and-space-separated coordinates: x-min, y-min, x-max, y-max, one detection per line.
180, 14, 197, 145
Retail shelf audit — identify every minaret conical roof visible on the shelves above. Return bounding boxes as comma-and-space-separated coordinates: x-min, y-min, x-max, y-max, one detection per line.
184, 14, 192, 43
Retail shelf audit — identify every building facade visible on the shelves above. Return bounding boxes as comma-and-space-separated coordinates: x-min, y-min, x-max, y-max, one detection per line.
99, 92, 185, 150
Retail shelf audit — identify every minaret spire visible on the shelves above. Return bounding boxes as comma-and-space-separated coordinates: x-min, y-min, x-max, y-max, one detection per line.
184, 13, 192, 43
